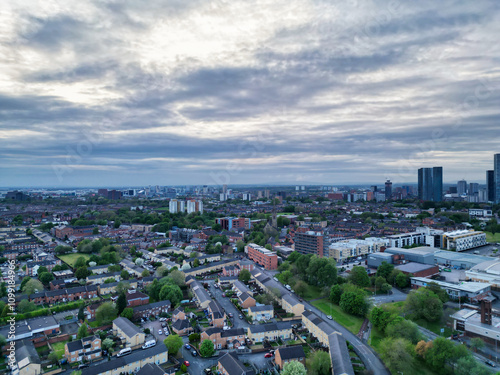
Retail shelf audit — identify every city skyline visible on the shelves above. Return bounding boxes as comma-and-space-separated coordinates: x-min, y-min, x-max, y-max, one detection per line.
1, 1, 500, 187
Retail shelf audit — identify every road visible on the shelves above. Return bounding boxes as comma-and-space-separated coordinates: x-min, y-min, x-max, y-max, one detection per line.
209, 280, 251, 330
302, 298, 390, 375
369, 287, 408, 305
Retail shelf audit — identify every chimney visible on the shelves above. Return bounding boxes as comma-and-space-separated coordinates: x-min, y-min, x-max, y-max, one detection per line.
481, 299, 492, 325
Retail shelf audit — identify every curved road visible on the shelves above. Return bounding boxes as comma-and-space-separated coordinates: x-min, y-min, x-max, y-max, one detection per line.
301, 299, 390, 375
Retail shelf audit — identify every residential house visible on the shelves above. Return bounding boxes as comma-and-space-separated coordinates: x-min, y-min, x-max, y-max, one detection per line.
133, 301, 171, 320
274, 346, 306, 370
126, 291, 149, 307
113, 317, 146, 349
81, 345, 169, 375
201, 327, 245, 350
247, 322, 293, 343
14, 340, 41, 375
136, 363, 166, 375
301, 310, 337, 346
238, 292, 256, 309
248, 305, 273, 322
172, 307, 186, 322
171, 318, 193, 336
218, 352, 255, 375
65, 335, 102, 364
207, 300, 226, 328
191, 280, 212, 309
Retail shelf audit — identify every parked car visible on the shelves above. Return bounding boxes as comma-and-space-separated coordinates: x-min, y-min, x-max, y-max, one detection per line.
264, 353, 273, 358
485, 360, 496, 367
184, 361, 190, 367
185, 344, 192, 350
158, 329, 162, 335
204, 369, 213, 375
327, 315, 332, 320
192, 350, 198, 356
222, 293, 226, 297
78, 364, 89, 369
239, 315, 243, 319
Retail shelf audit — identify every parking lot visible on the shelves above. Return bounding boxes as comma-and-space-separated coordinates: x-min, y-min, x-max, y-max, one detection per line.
143, 319, 169, 341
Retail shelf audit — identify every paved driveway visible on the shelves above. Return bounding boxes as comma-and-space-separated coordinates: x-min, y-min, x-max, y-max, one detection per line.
369, 287, 408, 305
143, 320, 166, 341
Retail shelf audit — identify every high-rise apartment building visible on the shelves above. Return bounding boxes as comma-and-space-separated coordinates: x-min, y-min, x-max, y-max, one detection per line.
457, 180, 467, 196
385, 180, 392, 200
186, 199, 203, 214
418, 167, 443, 201
169, 199, 185, 213
294, 231, 325, 257
487, 170, 495, 202
495, 154, 500, 204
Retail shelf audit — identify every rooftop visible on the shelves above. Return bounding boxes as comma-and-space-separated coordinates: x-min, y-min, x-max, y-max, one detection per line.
395, 262, 437, 273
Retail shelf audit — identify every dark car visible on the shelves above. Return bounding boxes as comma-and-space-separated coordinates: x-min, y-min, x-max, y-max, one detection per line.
485, 360, 496, 367
78, 364, 89, 369
185, 344, 192, 350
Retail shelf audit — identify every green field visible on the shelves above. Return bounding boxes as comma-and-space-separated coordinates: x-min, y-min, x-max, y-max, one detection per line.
369, 327, 385, 351
311, 299, 364, 334
57, 253, 91, 267
51, 341, 68, 360
486, 232, 500, 243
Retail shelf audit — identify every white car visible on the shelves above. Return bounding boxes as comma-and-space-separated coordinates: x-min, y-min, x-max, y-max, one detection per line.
327, 315, 332, 320
158, 329, 163, 335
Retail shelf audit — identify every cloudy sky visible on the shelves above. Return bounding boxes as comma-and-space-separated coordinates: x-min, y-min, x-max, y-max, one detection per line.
1, 0, 499, 187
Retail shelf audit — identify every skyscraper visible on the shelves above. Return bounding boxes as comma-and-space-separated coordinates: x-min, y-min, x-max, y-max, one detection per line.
457, 180, 467, 196
487, 170, 495, 202
385, 180, 392, 200
418, 167, 443, 201
495, 154, 500, 204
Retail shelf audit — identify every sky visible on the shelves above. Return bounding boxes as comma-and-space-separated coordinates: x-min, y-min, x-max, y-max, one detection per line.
1, 0, 500, 188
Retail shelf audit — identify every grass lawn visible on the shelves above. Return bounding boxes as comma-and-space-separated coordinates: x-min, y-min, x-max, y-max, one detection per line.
57, 253, 91, 267
486, 232, 500, 243
51, 341, 68, 360
368, 327, 385, 352
299, 283, 323, 301
311, 299, 364, 334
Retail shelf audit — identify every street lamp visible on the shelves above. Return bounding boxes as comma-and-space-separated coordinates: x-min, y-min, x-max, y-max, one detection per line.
496, 335, 499, 363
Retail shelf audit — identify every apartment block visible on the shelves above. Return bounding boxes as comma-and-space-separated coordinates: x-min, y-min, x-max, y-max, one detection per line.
245, 243, 278, 270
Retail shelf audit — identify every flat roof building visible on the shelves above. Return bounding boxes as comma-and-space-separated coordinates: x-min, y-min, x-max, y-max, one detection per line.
441, 230, 487, 252
411, 277, 491, 302
434, 250, 492, 270
385, 246, 437, 265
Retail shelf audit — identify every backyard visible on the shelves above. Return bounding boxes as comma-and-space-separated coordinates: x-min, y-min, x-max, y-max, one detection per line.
57, 253, 91, 267
311, 299, 364, 334
51, 341, 69, 360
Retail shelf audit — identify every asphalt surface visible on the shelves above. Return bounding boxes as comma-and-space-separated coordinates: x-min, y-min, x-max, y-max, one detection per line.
369, 287, 408, 305
208, 281, 250, 330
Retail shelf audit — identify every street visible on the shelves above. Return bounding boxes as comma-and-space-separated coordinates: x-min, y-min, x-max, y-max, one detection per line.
208, 280, 250, 330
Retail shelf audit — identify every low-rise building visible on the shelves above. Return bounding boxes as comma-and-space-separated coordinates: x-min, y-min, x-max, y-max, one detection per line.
65, 335, 101, 364
248, 305, 273, 321
246, 243, 278, 270
14, 340, 41, 375
218, 352, 255, 375
328, 238, 388, 262
133, 301, 171, 320
395, 263, 439, 278
113, 317, 146, 349
302, 310, 337, 346
411, 277, 491, 302
441, 230, 487, 252
201, 327, 245, 349
247, 322, 293, 343
274, 346, 306, 370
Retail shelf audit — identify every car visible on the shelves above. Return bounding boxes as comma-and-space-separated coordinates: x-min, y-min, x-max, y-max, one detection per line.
264, 352, 273, 358
185, 344, 192, 350
161, 322, 167, 327
158, 329, 162, 335
222, 293, 226, 297
204, 369, 213, 375
327, 315, 333, 320
443, 268, 451, 272
78, 364, 89, 369
192, 350, 198, 356
183, 361, 190, 367
239, 315, 243, 319
485, 360, 496, 367
228, 313, 234, 318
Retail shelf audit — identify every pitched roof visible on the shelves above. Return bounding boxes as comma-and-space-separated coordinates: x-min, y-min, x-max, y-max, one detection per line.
276, 345, 305, 361
218, 352, 255, 375
137, 363, 166, 375
113, 317, 143, 338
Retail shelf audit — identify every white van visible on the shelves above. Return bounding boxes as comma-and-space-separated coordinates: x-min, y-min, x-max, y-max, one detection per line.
142, 340, 156, 349
285, 285, 291, 291
117, 347, 132, 357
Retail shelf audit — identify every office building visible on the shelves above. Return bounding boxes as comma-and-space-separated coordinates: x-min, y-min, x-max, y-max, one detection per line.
216, 217, 251, 231
457, 180, 467, 196
418, 167, 442, 201
495, 154, 500, 204
385, 180, 392, 199
487, 170, 495, 202
441, 230, 487, 252
329, 238, 388, 262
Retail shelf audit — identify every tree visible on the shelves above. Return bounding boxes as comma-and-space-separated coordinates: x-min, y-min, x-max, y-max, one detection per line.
339, 285, 370, 317
48, 352, 59, 364
38, 272, 54, 285
115, 281, 130, 295
1, 304, 11, 317
281, 360, 307, 375
379, 338, 414, 374
307, 350, 331, 375
20, 276, 32, 291
0, 334, 7, 347
376, 261, 394, 280
199, 339, 215, 357
116, 293, 127, 315
470, 337, 485, 352
102, 338, 114, 351
455, 356, 490, 375
77, 322, 89, 339
93, 227, 99, 235
294, 280, 308, 296
164, 334, 183, 355
18, 299, 36, 313
156, 266, 168, 278
193, 258, 200, 267
78, 305, 85, 321
120, 270, 130, 280
75, 266, 90, 280
405, 288, 443, 322
425, 337, 459, 370
95, 302, 117, 323
37, 266, 49, 274
348, 266, 370, 287
22, 278, 43, 295
375, 276, 391, 293
159, 284, 183, 305
238, 269, 251, 283
395, 272, 409, 288
141, 269, 150, 277
74, 257, 88, 269
189, 333, 200, 343
426, 282, 448, 303
169, 269, 186, 286
329, 284, 342, 304
135, 258, 144, 266
386, 319, 422, 344
121, 307, 134, 320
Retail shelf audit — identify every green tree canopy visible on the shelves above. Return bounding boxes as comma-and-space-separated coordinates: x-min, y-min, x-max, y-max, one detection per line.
77, 322, 89, 339
281, 360, 307, 375
95, 302, 117, 323
164, 334, 183, 355
348, 266, 370, 287
238, 269, 251, 283
307, 350, 331, 375
199, 339, 215, 357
